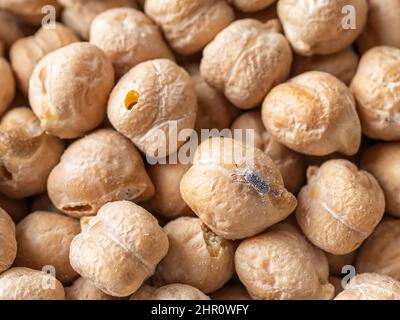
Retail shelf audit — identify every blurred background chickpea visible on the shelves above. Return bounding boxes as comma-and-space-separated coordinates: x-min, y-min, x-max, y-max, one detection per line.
145, 0, 235, 55
131, 284, 210, 300
0, 207, 16, 273
58, 0, 137, 40
0, 57, 15, 116
90, 8, 174, 79
10, 23, 78, 95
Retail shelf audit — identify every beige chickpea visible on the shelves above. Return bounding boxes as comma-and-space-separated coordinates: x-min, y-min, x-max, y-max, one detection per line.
356, 219, 400, 280
59, 0, 137, 40
0, 57, 15, 117
65, 277, 114, 300
141, 163, 193, 220
201, 19, 292, 110
70, 201, 169, 297
326, 252, 356, 277
131, 284, 210, 300
0, 0, 60, 25
291, 48, 359, 85
29, 42, 114, 139
0, 193, 28, 223
361, 143, 400, 217
90, 8, 174, 79
14, 211, 80, 285
180, 137, 297, 240
262, 71, 361, 156
350, 46, 400, 141
0, 267, 65, 300
185, 63, 240, 131
47, 129, 154, 218
211, 285, 251, 300
278, 0, 368, 56
335, 273, 400, 300
10, 23, 79, 95
0, 107, 64, 199
107, 59, 197, 158
235, 223, 334, 300
145, 0, 234, 55
0, 10, 24, 49
0, 207, 16, 273
229, 0, 276, 12
296, 159, 385, 255
357, 0, 400, 53
155, 217, 234, 294
231, 111, 306, 194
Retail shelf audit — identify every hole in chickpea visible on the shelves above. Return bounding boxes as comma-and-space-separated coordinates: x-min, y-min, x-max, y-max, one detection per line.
0, 165, 12, 181
62, 204, 93, 213
124, 90, 140, 110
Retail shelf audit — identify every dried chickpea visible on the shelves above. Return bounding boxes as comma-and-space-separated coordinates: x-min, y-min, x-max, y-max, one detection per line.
0, 0, 60, 25
278, 0, 368, 56
141, 163, 193, 220
0, 10, 24, 49
335, 273, 400, 300
65, 277, 114, 300
296, 159, 385, 255
0, 57, 15, 117
155, 217, 234, 294
47, 129, 154, 218
326, 252, 356, 277
180, 137, 297, 240
262, 71, 362, 156
70, 201, 169, 297
291, 47, 359, 85
59, 0, 137, 40
231, 110, 306, 194
14, 211, 80, 285
0, 207, 16, 273
357, 0, 400, 53
145, 0, 235, 55
211, 284, 251, 300
130, 284, 210, 300
200, 19, 292, 109
90, 8, 174, 79
0, 107, 64, 199
229, 0, 276, 12
350, 46, 400, 141
361, 143, 400, 217
0, 193, 28, 223
235, 223, 334, 300
10, 23, 79, 95
107, 59, 197, 158
29, 42, 114, 139
0, 267, 65, 300
356, 219, 400, 280
185, 63, 240, 131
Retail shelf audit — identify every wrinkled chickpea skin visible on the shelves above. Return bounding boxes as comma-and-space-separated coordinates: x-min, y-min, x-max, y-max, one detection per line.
130, 284, 210, 300
47, 129, 154, 218
296, 159, 385, 255
201, 19, 292, 109
0, 107, 64, 199
10, 23, 79, 95
70, 201, 168, 297
145, 0, 235, 55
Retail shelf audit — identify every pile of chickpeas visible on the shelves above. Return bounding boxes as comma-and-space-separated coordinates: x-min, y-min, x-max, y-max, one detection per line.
1, 0, 400, 301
